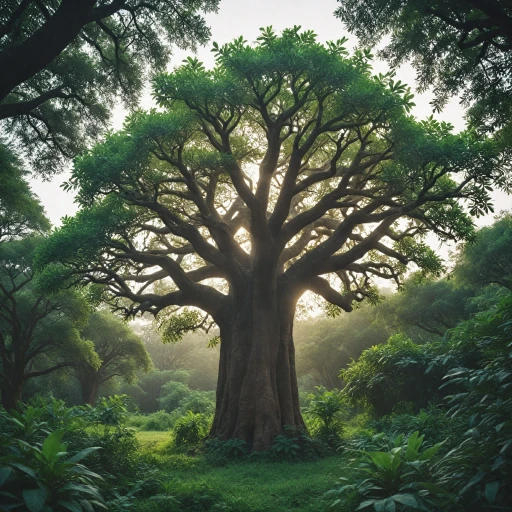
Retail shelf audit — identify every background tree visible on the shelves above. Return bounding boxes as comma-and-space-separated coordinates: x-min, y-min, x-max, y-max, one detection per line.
0, 237, 97, 410
133, 321, 196, 371
37, 28, 509, 450
454, 212, 512, 290
335, 0, 512, 136
132, 322, 220, 389
0, 0, 219, 174
0, 142, 49, 242
74, 310, 151, 405
375, 277, 475, 342
295, 307, 390, 389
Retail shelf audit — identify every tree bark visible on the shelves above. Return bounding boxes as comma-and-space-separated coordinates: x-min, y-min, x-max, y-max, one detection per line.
0, 377, 23, 411
0, 0, 98, 103
78, 372, 100, 406
210, 280, 305, 451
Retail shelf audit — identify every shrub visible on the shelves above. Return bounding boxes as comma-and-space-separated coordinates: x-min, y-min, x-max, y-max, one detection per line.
177, 391, 215, 416
305, 387, 346, 446
0, 429, 106, 511
143, 411, 174, 431
158, 381, 215, 419
327, 431, 448, 511
173, 412, 211, 447
121, 370, 191, 413
341, 334, 446, 416
0, 396, 148, 507
87, 395, 131, 429
203, 438, 248, 465
158, 381, 192, 412
431, 293, 512, 510
270, 435, 300, 459
370, 406, 466, 447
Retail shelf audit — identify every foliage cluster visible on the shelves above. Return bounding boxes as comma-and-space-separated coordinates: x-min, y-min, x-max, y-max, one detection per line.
330, 291, 512, 510
0, 395, 148, 511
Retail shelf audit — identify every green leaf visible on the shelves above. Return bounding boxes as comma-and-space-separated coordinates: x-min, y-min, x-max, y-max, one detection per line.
41, 429, 65, 461
485, 481, 499, 504
355, 500, 375, 510
392, 494, 420, 508
383, 498, 396, 512
10, 463, 36, 478
368, 451, 392, 469
0, 467, 12, 487
23, 488, 47, 512
66, 447, 101, 464
460, 471, 486, 494
59, 500, 83, 512
418, 442, 443, 461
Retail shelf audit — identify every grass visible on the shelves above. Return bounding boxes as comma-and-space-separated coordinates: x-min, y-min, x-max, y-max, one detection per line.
131, 432, 349, 512
135, 430, 169, 451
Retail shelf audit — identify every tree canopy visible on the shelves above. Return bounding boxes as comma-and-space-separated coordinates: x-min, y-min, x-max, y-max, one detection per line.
0, 142, 49, 242
454, 212, 512, 290
38, 28, 507, 314
36, 27, 511, 449
0, 237, 97, 410
375, 276, 475, 341
0, 0, 219, 174
295, 307, 390, 389
335, 0, 512, 135
75, 310, 151, 404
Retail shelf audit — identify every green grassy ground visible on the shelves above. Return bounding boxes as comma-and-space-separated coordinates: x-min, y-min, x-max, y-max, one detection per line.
135, 430, 170, 451
133, 431, 349, 512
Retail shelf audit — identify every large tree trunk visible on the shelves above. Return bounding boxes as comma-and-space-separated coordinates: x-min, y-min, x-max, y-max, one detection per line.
78, 373, 100, 406
211, 280, 305, 451
0, 376, 23, 411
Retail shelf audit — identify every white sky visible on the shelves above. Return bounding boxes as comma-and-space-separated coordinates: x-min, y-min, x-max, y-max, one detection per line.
30, 0, 510, 237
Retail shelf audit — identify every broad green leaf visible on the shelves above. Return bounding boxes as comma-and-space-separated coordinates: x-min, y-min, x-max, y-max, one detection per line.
418, 442, 443, 461
368, 451, 392, 469
66, 447, 101, 464
392, 493, 420, 508
0, 466, 12, 487
10, 463, 36, 478
355, 500, 375, 510
485, 481, 499, 504
383, 498, 396, 512
59, 500, 83, 512
41, 429, 65, 462
22, 488, 47, 512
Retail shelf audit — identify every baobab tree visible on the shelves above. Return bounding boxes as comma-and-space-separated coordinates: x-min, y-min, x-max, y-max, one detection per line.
38, 28, 509, 450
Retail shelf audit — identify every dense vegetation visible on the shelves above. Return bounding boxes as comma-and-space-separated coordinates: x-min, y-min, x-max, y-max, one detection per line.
1, 0, 512, 510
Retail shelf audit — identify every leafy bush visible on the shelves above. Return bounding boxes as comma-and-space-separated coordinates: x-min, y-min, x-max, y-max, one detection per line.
0, 395, 150, 509
158, 382, 192, 412
0, 429, 106, 511
431, 294, 512, 510
340, 293, 512, 511
175, 392, 215, 416
270, 435, 300, 459
341, 334, 447, 416
134, 411, 174, 431
121, 370, 191, 413
157, 381, 215, 422
370, 406, 466, 447
173, 412, 211, 447
87, 395, 131, 429
327, 431, 447, 511
204, 438, 248, 465
305, 387, 346, 446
